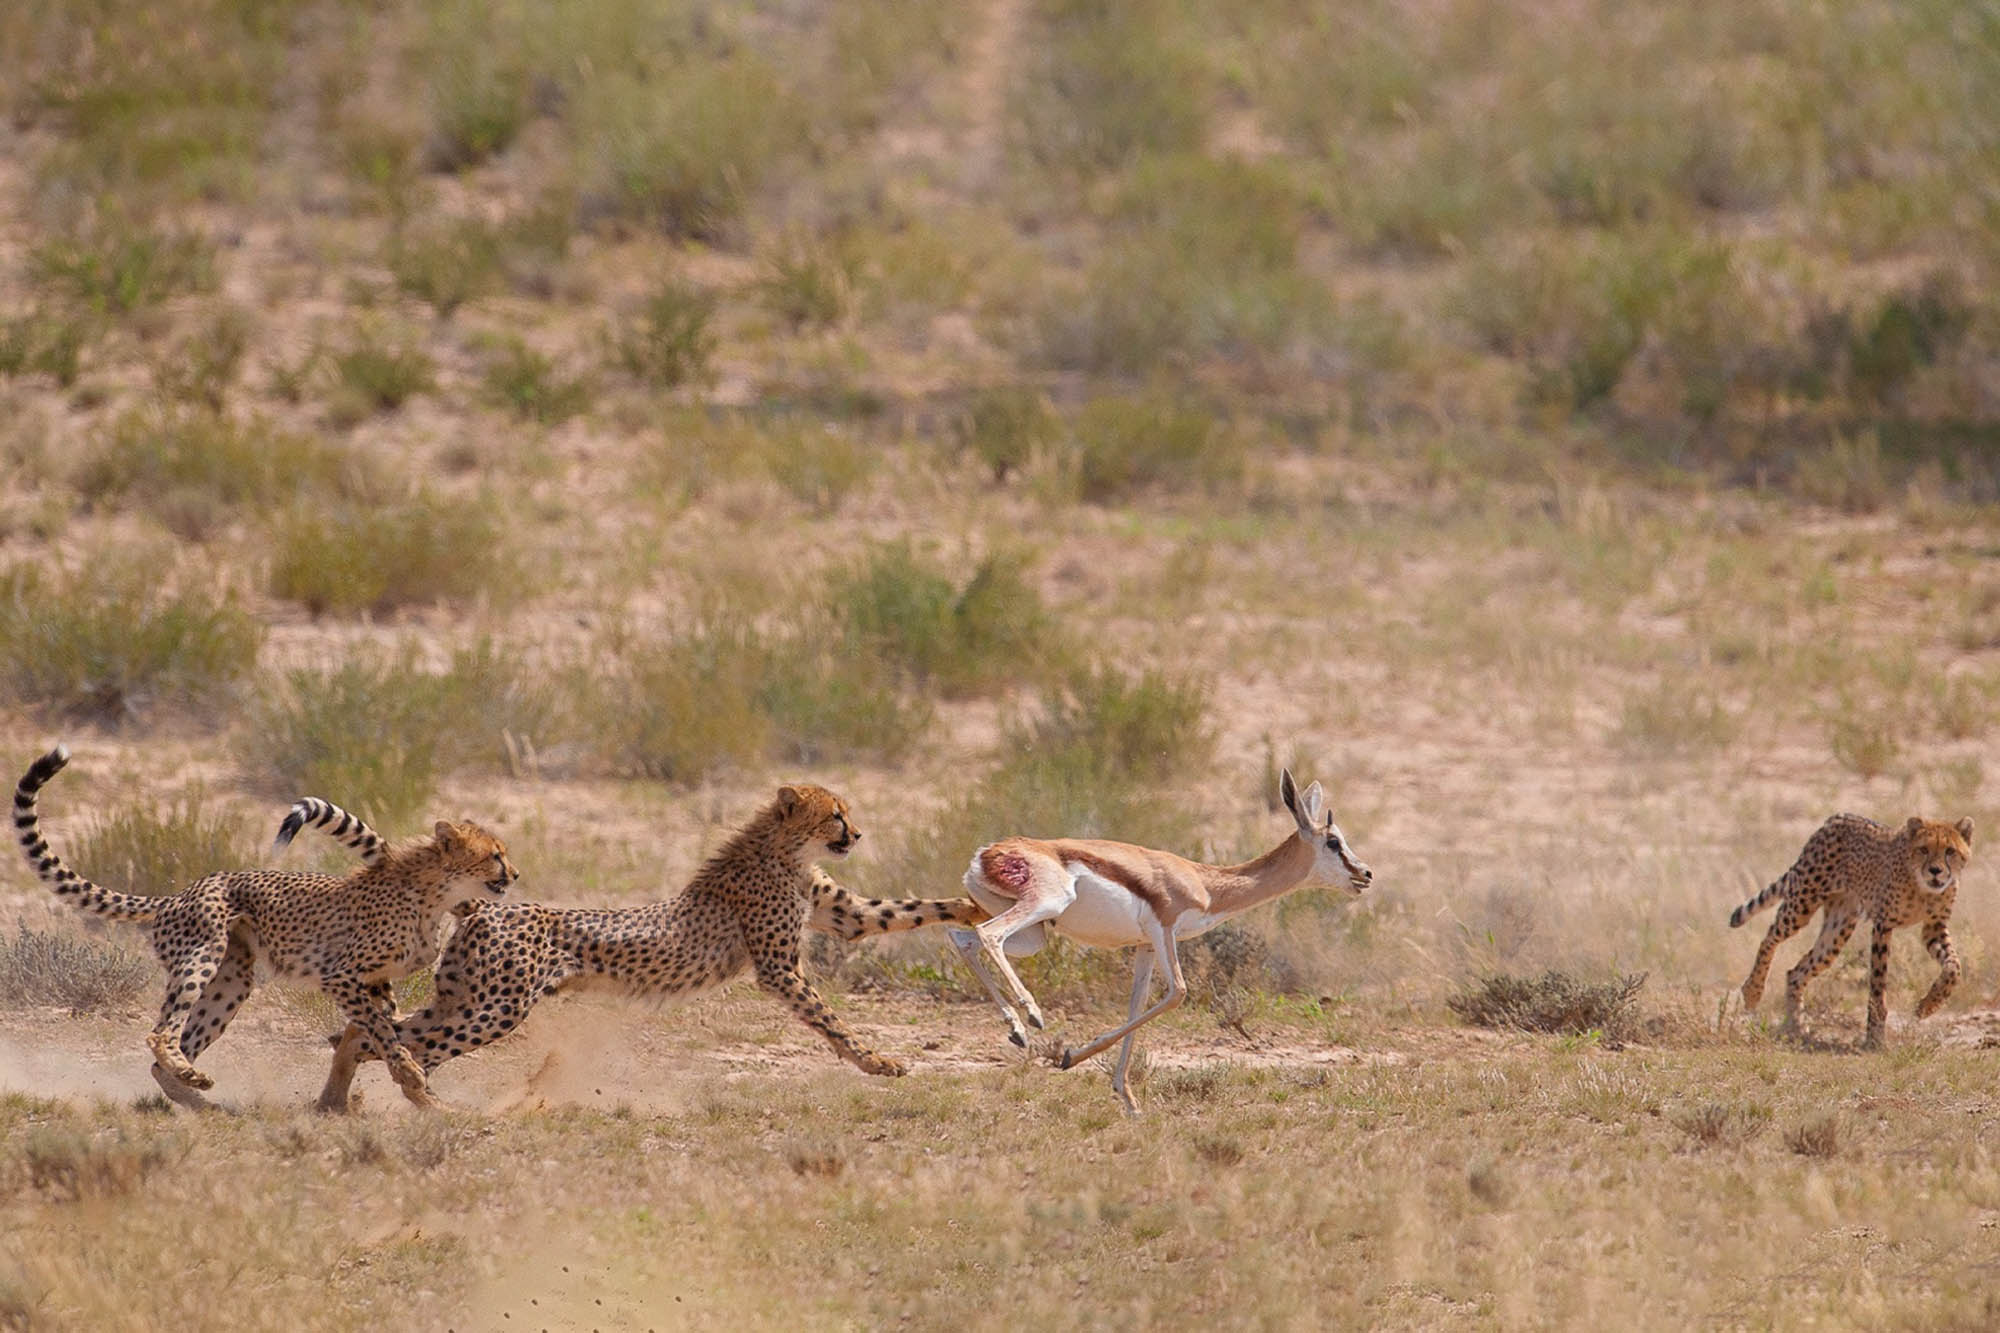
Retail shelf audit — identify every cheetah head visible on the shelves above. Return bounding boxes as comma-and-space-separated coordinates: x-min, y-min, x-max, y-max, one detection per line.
773, 784, 861, 859
1279, 767, 1372, 895
1906, 816, 1973, 893
433, 819, 521, 902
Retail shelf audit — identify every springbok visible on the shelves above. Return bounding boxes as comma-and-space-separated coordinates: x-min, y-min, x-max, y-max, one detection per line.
946, 769, 1372, 1112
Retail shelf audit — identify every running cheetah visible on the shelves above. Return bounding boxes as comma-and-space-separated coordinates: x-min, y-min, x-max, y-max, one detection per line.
13, 746, 519, 1109
312, 783, 985, 1111
1730, 813, 1974, 1047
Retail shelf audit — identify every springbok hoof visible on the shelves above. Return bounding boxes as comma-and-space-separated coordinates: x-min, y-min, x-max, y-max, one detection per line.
1008, 1030, 1026, 1049
1058, 1049, 1077, 1071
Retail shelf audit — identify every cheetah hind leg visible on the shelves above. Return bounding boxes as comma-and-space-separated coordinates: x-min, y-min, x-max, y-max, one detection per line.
145, 937, 233, 1096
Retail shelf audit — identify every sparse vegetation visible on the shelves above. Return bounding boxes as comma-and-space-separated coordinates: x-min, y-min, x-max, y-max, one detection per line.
1446, 970, 1648, 1042
266, 491, 521, 617
0, 553, 262, 723
614, 280, 717, 389
481, 339, 592, 424
0, 926, 153, 1011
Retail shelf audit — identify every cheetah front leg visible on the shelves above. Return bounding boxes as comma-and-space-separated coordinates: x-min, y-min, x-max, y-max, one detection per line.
751, 953, 906, 1077
321, 972, 440, 1110
808, 866, 987, 940
1863, 921, 1895, 1050
316, 981, 393, 1114
1914, 919, 1962, 1022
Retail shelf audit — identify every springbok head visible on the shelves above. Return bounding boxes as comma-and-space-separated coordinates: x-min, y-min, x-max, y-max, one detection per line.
1280, 768, 1372, 895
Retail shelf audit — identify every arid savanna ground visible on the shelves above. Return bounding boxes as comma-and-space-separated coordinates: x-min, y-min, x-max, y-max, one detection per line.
4, 1, 2000, 1327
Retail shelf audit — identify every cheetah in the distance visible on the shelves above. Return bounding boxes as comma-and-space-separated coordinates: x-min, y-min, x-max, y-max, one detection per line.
1730, 813, 1974, 1048
312, 783, 986, 1111
14, 746, 519, 1110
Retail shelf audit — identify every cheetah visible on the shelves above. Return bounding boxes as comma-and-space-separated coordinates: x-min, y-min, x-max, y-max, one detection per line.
1730, 813, 1974, 1048
13, 746, 519, 1110
311, 783, 986, 1112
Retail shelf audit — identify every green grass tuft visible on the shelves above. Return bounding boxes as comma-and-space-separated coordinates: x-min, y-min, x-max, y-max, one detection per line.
266, 492, 523, 617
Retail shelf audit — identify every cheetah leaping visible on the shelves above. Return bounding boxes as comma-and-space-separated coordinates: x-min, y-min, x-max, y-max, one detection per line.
13, 746, 519, 1110
1731, 812, 1973, 1048
310, 783, 986, 1111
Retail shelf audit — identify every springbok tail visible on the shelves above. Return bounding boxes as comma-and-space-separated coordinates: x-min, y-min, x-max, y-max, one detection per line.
14, 745, 161, 922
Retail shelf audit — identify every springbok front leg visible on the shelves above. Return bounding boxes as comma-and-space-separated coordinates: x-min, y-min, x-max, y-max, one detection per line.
1059, 917, 1187, 1073
1109, 948, 1157, 1115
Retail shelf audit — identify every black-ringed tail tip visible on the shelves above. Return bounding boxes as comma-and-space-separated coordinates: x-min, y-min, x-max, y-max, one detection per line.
18, 745, 71, 792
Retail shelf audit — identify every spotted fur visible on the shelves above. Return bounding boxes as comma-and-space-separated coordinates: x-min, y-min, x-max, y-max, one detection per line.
13, 746, 519, 1110
1731, 812, 1974, 1047
314, 783, 986, 1110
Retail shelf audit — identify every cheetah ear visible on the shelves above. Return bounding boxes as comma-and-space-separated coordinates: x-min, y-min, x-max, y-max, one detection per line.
1905, 816, 1925, 837
776, 786, 801, 815
1958, 816, 1975, 846
434, 820, 461, 850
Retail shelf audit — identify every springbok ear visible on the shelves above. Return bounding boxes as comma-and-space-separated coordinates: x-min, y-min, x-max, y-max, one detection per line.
1300, 781, 1326, 825
434, 820, 460, 850
1279, 768, 1300, 820
776, 786, 802, 814
1959, 816, 1975, 846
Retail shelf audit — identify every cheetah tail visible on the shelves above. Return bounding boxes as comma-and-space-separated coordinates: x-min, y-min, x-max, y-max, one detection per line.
13, 745, 161, 923
1727, 878, 1784, 928
273, 797, 388, 864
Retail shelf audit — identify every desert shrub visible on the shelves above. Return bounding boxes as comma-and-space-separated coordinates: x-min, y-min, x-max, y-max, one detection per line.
1340, 127, 1524, 257
614, 280, 717, 389
75, 407, 369, 531
953, 387, 1059, 483
31, 224, 215, 316
387, 219, 504, 316
423, 0, 531, 171
1785, 1114, 1842, 1159
328, 325, 435, 421
0, 307, 90, 387
757, 419, 872, 514
1615, 678, 1736, 754
759, 234, 852, 332
242, 639, 550, 825
70, 791, 256, 897
150, 305, 251, 409
481, 339, 592, 424
1014, 0, 1207, 174
1828, 701, 1901, 779
1675, 1101, 1770, 1149
1445, 969, 1648, 1041
1793, 433, 1894, 514
1846, 274, 1971, 406
16, 1125, 178, 1202
581, 56, 800, 240
267, 491, 521, 617
1069, 395, 1243, 502
834, 544, 1062, 696
0, 554, 262, 723
0, 926, 153, 1011
581, 616, 925, 782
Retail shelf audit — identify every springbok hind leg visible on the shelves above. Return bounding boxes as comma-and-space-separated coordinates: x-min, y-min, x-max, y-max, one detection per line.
1109, 949, 1158, 1116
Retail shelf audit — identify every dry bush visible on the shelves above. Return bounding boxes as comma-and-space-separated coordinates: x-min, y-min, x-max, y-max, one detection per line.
0, 553, 263, 724
70, 790, 256, 897
612, 280, 717, 389
266, 491, 523, 617
1446, 969, 1648, 1042
13, 1125, 179, 1202
0, 926, 153, 1011
1785, 1113, 1842, 1159
1673, 1102, 1770, 1149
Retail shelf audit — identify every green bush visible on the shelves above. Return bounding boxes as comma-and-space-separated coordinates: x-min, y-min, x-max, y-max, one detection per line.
0, 553, 263, 723
835, 543, 1061, 696
31, 225, 215, 315
387, 219, 505, 316
0, 308, 89, 387
328, 325, 435, 421
70, 791, 256, 897
150, 305, 251, 409
242, 639, 553, 827
953, 388, 1059, 483
75, 406, 369, 525
267, 492, 522, 617
758, 235, 852, 333
481, 338, 592, 423
423, 0, 531, 171
582, 56, 799, 240
1070, 395, 1242, 502
1015, 0, 1207, 174
614, 280, 717, 389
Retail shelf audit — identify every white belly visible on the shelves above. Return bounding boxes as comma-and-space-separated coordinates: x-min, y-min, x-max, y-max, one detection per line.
1053, 868, 1152, 949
